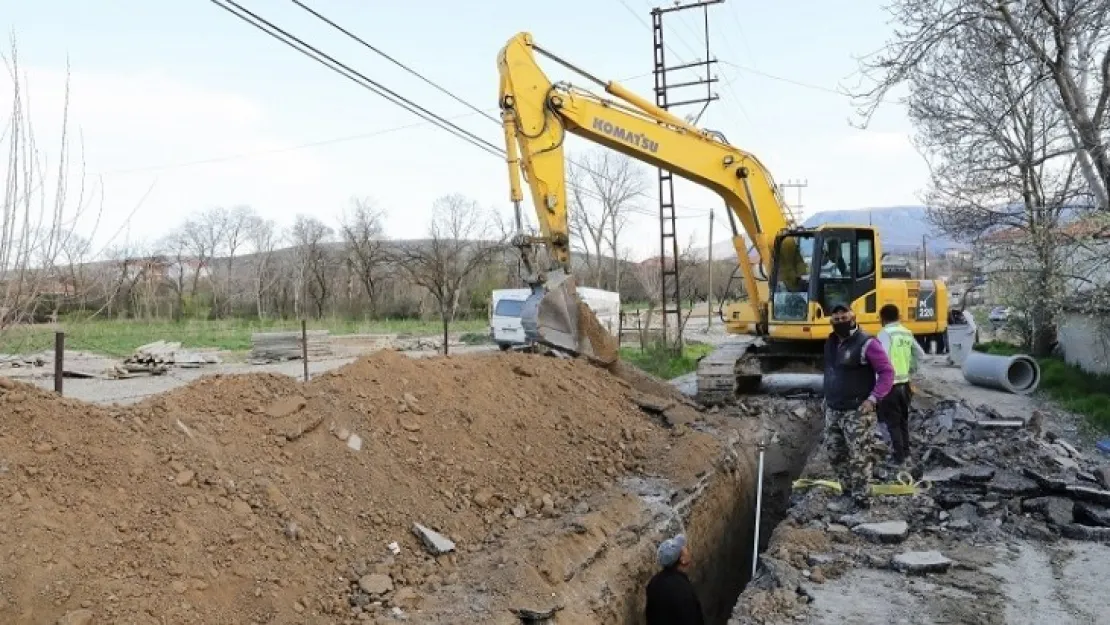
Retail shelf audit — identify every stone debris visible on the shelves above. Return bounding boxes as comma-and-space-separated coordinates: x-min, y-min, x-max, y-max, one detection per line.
249, 330, 332, 363
346, 433, 363, 452
1095, 465, 1110, 490
731, 393, 1110, 625
852, 520, 909, 544
412, 523, 456, 555
891, 550, 952, 574
510, 604, 564, 621
358, 573, 393, 596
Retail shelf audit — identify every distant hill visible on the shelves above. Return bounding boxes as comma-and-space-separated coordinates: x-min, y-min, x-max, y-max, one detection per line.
694, 205, 963, 260
803, 206, 962, 253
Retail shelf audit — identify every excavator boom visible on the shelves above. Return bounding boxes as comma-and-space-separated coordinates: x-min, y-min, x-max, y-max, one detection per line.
497, 32, 948, 398
498, 32, 803, 363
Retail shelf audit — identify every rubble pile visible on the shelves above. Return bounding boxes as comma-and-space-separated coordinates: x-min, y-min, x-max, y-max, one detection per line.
729, 396, 1110, 625
248, 330, 332, 363
111, 340, 222, 377
908, 399, 1110, 542
0, 351, 719, 624
0, 353, 46, 369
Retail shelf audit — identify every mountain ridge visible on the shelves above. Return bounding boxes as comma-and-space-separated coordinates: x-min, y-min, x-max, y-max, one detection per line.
692, 205, 962, 259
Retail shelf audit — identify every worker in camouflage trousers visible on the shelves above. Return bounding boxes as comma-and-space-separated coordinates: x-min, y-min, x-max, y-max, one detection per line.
823, 304, 895, 507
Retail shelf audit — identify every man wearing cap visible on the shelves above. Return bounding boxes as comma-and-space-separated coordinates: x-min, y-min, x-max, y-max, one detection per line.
823, 304, 895, 507
645, 534, 704, 625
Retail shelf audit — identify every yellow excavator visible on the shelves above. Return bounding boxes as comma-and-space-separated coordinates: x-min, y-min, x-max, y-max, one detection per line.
497, 32, 948, 400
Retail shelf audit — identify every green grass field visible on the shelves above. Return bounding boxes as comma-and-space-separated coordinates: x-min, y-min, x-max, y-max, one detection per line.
976, 341, 1110, 433
619, 342, 714, 380
0, 317, 488, 357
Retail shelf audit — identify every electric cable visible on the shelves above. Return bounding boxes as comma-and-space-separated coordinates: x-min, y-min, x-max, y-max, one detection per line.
206, 0, 715, 217
288, 0, 501, 126
209, 0, 504, 157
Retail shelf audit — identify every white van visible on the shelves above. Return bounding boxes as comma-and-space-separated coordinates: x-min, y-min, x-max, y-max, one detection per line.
490, 287, 621, 350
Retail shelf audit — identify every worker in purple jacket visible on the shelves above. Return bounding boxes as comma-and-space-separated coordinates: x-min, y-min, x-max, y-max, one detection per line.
823, 304, 895, 508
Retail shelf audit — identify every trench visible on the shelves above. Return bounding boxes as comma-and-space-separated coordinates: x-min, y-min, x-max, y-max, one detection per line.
598, 394, 827, 625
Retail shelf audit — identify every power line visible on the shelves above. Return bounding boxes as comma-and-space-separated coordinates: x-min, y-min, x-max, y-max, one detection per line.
288, 0, 501, 126
95, 109, 497, 176
208, 0, 504, 157
280, 1, 711, 216
204, 0, 711, 218
719, 60, 849, 96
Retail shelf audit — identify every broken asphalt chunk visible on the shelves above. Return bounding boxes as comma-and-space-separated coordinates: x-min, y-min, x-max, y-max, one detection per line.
1096, 466, 1110, 490
987, 472, 1041, 497
1023, 497, 1075, 526
1064, 485, 1110, 507
922, 468, 961, 484
852, 520, 909, 544
1060, 523, 1110, 543
892, 550, 952, 575
1022, 468, 1070, 494
957, 465, 996, 483
1073, 502, 1110, 527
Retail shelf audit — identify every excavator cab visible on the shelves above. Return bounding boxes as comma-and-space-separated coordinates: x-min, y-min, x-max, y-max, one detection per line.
764, 226, 879, 349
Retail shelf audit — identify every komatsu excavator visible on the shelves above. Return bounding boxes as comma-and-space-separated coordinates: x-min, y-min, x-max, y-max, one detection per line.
497, 32, 948, 400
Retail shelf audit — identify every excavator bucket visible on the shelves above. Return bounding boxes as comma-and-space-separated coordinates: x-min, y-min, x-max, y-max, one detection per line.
520, 270, 619, 365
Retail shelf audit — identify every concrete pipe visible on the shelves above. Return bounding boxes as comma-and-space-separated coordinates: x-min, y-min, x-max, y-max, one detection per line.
759, 373, 823, 396
960, 351, 1041, 395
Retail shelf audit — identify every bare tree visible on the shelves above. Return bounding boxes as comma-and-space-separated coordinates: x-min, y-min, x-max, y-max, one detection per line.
291, 215, 334, 319
247, 217, 281, 319
852, 0, 1110, 209
569, 150, 648, 290
568, 162, 605, 285
340, 197, 389, 315
178, 215, 218, 301
216, 205, 259, 317
1, 40, 93, 329
161, 231, 191, 320
891, 13, 1090, 355
395, 194, 504, 354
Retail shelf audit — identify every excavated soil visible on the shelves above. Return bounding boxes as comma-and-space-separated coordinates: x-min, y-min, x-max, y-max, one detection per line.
0, 351, 721, 624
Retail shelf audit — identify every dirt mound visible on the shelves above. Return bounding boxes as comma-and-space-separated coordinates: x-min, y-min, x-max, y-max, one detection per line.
0, 351, 718, 624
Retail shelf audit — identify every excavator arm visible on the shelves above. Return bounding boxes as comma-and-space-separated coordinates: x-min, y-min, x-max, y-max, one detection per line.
498, 32, 804, 360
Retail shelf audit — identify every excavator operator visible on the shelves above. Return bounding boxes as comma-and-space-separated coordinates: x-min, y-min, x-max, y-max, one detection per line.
820, 240, 849, 278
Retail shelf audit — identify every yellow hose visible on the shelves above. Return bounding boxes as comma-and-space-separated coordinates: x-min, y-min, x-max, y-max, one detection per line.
792, 472, 930, 496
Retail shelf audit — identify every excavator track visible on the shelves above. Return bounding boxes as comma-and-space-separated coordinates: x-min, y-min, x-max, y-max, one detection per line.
695, 338, 824, 404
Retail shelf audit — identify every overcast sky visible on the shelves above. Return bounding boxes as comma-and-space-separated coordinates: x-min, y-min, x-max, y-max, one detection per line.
1, 0, 925, 261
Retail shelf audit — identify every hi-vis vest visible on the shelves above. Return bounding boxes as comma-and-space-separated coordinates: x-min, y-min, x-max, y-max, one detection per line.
885, 323, 916, 384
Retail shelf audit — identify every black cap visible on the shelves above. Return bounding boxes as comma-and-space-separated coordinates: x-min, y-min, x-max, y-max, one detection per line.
830, 304, 851, 314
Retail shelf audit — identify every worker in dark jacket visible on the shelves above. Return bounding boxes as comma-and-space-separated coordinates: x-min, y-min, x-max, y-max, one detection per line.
645, 534, 704, 625
823, 304, 895, 508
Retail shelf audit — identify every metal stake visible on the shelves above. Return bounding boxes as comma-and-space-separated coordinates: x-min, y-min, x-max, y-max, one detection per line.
301, 320, 309, 382
751, 438, 768, 580
54, 332, 65, 396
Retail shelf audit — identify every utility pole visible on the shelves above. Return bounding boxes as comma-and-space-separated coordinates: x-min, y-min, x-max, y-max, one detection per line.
922, 235, 928, 279
777, 179, 809, 224
707, 209, 714, 332
651, 0, 723, 351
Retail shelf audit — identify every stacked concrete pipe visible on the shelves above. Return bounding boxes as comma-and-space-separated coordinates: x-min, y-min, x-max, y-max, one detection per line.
961, 351, 1041, 395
